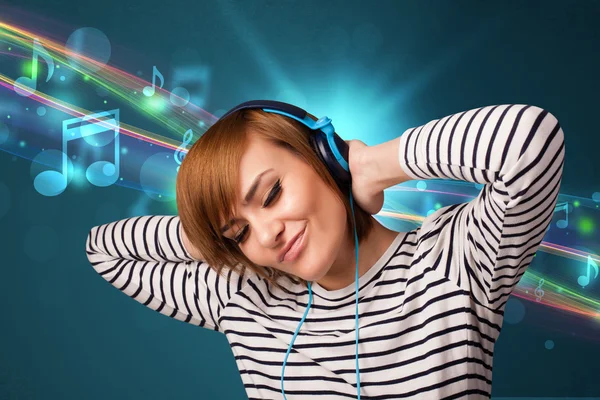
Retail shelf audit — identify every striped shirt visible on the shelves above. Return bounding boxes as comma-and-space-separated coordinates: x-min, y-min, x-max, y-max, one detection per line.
85, 104, 565, 399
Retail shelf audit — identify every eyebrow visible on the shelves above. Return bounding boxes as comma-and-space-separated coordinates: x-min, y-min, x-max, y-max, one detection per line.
220, 168, 274, 233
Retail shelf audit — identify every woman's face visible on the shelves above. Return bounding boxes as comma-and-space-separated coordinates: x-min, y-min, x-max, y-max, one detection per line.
220, 133, 348, 282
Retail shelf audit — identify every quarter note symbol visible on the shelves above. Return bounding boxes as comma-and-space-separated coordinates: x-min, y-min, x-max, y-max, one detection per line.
14, 38, 55, 97
554, 202, 569, 229
143, 65, 164, 97
33, 110, 120, 196
577, 255, 598, 288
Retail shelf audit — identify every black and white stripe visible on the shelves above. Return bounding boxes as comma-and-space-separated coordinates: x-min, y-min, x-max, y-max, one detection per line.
86, 104, 565, 399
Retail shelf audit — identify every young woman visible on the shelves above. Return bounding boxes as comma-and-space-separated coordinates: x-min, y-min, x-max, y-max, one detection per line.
86, 103, 565, 399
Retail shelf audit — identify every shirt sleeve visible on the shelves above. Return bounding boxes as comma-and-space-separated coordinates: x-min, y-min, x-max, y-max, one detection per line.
398, 104, 565, 309
85, 215, 248, 332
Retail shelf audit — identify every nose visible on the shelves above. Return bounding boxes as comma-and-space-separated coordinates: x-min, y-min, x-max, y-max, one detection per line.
252, 214, 284, 248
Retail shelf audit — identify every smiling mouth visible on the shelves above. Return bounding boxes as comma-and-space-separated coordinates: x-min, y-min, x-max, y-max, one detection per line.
280, 226, 307, 263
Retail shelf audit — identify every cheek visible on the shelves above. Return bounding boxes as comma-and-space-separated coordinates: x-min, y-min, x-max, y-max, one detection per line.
309, 184, 348, 253
313, 185, 346, 226
278, 180, 314, 217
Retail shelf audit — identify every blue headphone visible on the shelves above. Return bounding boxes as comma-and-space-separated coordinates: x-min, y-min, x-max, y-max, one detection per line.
219, 100, 363, 399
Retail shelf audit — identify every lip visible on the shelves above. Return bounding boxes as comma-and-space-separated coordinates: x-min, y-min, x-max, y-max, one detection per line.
279, 226, 307, 263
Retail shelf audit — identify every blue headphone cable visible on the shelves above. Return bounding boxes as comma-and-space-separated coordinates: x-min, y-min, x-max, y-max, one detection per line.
280, 190, 361, 399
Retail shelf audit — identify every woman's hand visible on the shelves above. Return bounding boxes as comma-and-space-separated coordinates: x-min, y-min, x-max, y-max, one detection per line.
345, 139, 385, 215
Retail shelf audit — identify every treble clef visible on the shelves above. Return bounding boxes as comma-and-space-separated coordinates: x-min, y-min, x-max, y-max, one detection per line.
175, 128, 193, 172
535, 278, 545, 302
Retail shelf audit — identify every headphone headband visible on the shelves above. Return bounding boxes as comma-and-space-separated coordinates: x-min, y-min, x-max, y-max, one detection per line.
221, 100, 306, 121
218, 100, 351, 185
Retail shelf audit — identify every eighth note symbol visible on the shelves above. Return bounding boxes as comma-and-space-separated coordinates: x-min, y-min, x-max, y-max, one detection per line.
553, 202, 569, 229
143, 65, 164, 97
14, 38, 55, 97
174, 129, 193, 172
535, 278, 545, 302
577, 255, 599, 288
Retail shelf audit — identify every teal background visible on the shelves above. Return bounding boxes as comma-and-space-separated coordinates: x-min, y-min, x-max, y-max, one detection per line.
1, 0, 599, 399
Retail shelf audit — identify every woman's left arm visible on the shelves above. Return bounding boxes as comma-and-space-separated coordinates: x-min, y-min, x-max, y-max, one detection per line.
361, 104, 566, 309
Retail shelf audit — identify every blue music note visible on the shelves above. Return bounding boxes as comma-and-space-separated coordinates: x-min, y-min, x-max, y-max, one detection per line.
33, 110, 120, 196
577, 255, 599, 288
174, 129, 193, 172
554, 202, 569, 229
143, 65, 164, 97
14, 38, 55, 97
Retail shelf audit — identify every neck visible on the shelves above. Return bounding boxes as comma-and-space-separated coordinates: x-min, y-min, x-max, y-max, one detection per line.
315, 219, 398, 291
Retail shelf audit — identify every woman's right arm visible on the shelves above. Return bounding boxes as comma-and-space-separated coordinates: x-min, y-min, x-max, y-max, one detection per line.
85, 215, 245, 332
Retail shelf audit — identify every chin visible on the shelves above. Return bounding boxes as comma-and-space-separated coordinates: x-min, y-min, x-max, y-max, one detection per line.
301, 266, 330, 283
294, 248, 333, 283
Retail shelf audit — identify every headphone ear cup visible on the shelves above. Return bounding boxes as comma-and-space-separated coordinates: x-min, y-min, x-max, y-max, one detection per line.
309, 131, 352, 187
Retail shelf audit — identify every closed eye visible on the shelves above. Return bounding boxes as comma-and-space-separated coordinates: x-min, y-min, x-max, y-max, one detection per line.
234, 178, 282, 244
262, 178, 281, 208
